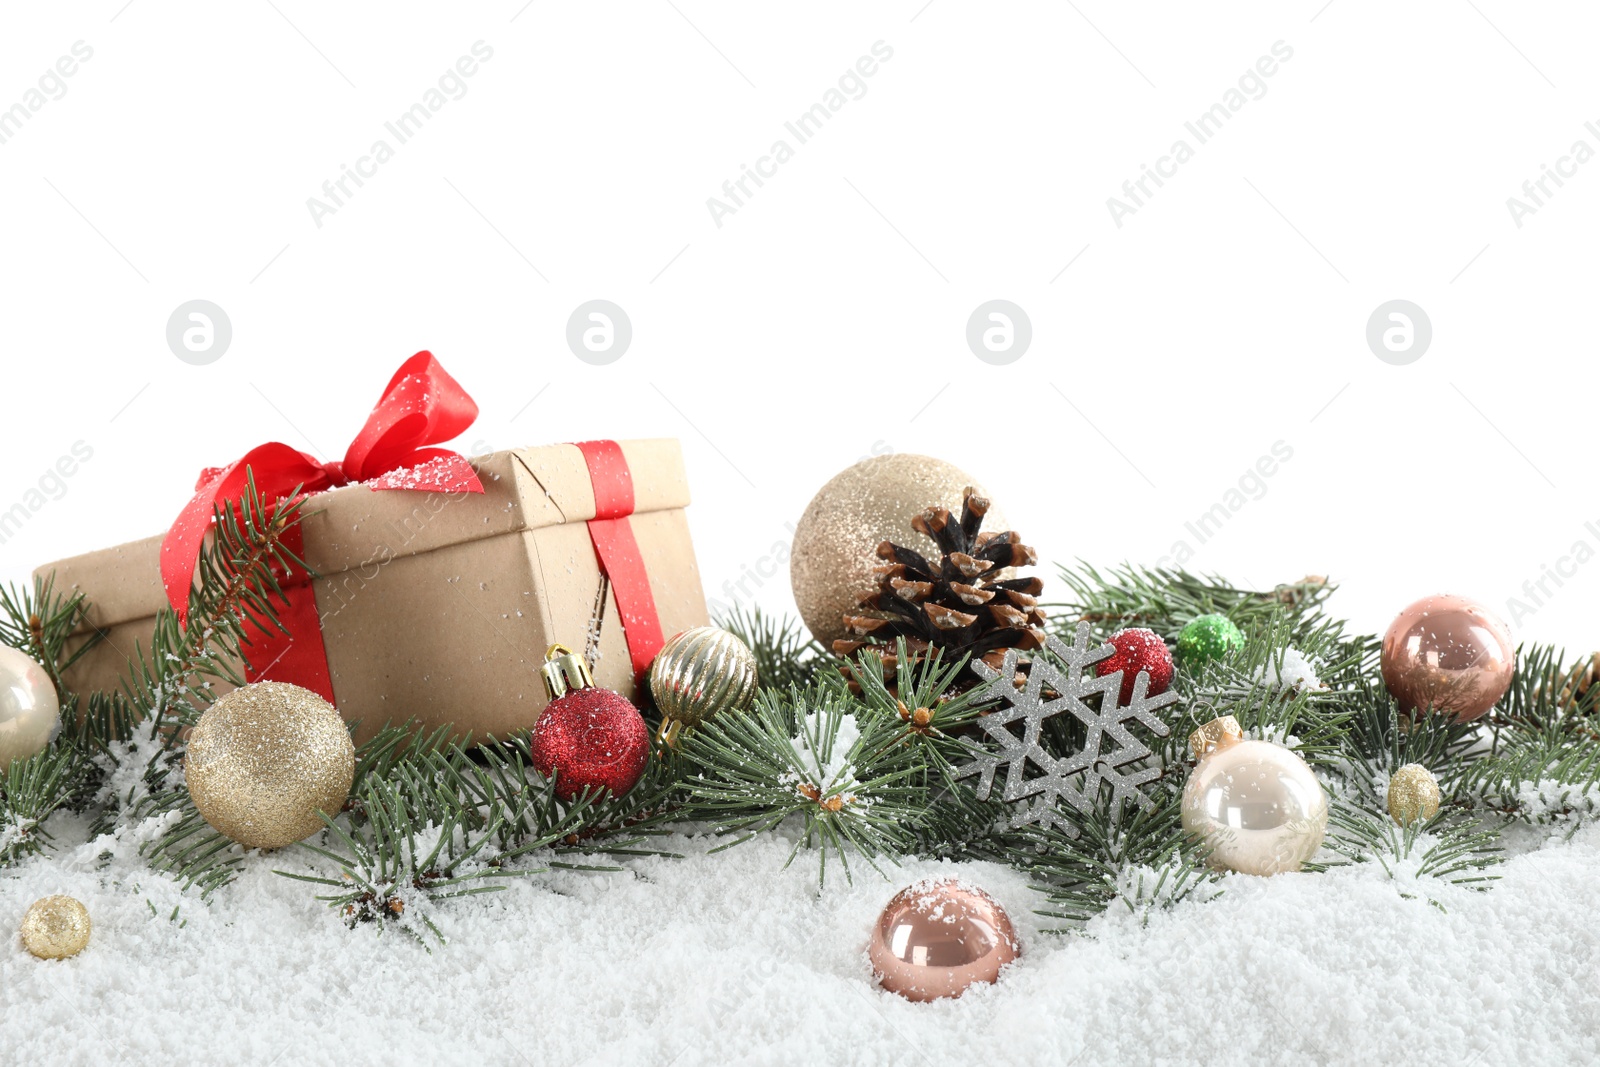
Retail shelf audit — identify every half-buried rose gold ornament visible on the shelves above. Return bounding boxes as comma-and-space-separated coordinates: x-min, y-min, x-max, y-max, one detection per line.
1380, 594, 1515, 723
867, 878, 1019, 1001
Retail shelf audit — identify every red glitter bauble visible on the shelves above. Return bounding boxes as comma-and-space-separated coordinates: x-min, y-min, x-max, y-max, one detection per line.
1095, 628, 1175, 703
529, 687, 650, 801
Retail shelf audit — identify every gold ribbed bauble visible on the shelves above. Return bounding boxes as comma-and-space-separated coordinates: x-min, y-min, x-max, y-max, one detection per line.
185, 682, 355, 850
649, 627, 759, 744
1387, 763, 1442, 825
20, 895, 91, 959
0, 645, 60, 772
1181, 716, 1328, 876
790, 454, 1006, 646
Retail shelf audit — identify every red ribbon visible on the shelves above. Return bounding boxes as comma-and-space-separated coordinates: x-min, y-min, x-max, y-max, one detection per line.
574, 440, 665, 683
159, 352, 485, 702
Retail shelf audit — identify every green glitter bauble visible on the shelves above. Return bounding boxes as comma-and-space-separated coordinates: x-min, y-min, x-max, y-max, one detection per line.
1177, 614, 1244, 666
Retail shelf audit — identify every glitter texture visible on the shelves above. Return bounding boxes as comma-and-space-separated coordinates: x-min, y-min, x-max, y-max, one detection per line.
20, 895, 90, 959
530, 686, 649, 801
185, 682, 355, 851
1096, 627, 1175, 704
1387, 763, 1443, 824
956, 623, 1178, 833
789, 454, 1006, 646
1176, 613, 1245, 667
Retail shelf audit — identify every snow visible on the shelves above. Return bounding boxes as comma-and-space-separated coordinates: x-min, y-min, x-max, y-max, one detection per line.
790, 710, 862, 793
2, 810, 1598, 1065
1255, 646, 1324, 692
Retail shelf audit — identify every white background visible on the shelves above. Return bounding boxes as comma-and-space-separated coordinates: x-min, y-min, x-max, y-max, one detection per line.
2, 1, 1596, 650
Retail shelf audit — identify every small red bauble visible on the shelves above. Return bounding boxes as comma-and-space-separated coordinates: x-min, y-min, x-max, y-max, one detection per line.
1095, 627, 1175, 704
530, 686, 649, 801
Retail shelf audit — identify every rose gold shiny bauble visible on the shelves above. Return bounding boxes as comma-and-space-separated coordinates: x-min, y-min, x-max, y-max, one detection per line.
1380, 595, 1515, 722
867, 879, 1019, 1002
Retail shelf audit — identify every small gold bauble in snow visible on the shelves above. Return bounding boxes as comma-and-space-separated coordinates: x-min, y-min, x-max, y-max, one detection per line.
20, 895, 91, 959
1387, 763, 1442, 825
185, 682, 355, 850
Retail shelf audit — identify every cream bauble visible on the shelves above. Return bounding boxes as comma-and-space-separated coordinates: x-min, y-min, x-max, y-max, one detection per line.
1181, 715, 1328, 876
790, 454, 1006, 646
185, 682, 355, 850
0, 646, 60, 772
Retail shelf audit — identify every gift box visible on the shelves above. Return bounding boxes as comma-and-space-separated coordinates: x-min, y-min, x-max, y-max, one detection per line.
36, 357, 708, 745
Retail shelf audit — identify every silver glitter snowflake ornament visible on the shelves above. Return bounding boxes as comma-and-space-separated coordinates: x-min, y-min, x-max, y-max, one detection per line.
956, 622, 1179, 833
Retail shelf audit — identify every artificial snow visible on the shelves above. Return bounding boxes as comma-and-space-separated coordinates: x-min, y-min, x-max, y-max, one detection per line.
1, 810, 1597, 1064
1255, 646, 1324, 692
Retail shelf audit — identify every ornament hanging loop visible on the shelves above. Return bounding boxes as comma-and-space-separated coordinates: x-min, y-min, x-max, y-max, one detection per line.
656, 717, 684, 749
542, 643, 595, 701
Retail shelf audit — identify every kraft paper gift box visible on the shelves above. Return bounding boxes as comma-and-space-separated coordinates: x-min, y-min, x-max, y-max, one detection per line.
37, 439, 709, 745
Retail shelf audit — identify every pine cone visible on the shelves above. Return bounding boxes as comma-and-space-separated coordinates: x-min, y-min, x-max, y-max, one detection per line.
832, 486, 1045, 681
1552, 652, 1600, 712
1275, 575, 1328, 606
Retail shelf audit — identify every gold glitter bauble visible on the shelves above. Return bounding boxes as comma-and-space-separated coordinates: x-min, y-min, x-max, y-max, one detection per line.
790, 454, 1007, 646
649, 627, 759, 742
20, 895, 90, 959
0, 645, 61, 773
185, 682, 355, 850
1387, 763, 1442, 825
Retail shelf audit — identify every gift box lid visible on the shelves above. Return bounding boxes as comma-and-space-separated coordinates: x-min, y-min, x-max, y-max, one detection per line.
39, 439, 692, 632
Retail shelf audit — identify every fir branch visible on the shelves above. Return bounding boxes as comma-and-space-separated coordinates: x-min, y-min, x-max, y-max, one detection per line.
1312, 799, 1503, 897
1452, 644, 1600, 821
0, 574, 138, 747
0, 573, 100, 692
286, 775, 527, 946
1175, 610, 1359, 768
675, 677, 929, 888
0, 741, 88, 866
280, 722, 682, 940
1011, 785, 1217, 929
842, 644, 1011, 854
122, 468, 310, 740
1335, 688, 1477, 809
714, 604, 827, 693
1052, 562, 1334, 643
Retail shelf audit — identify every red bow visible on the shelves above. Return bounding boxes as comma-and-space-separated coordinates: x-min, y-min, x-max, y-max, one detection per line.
160, 351, 485, 625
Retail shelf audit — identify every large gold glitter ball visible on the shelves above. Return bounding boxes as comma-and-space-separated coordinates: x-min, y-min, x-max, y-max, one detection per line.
1387, 763, 1442, 825
790, 454, 1007, 646
649, 627, 759, 743
20, 895, 91, 959
185, 682, 355, 850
